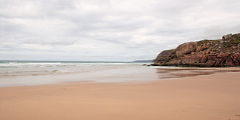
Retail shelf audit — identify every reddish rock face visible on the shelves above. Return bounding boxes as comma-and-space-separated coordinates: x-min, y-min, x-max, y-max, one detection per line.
196, 45, 209, 52
176, 42, 198, 57
154, 50, 176, 64
154, 33, 240, 67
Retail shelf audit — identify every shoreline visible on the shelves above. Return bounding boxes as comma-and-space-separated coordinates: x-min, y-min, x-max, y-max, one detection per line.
0, 69, 240, 120
1, 66, 240, 88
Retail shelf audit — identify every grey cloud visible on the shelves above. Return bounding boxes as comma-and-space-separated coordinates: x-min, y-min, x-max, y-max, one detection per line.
1, 0, 240, 61
22, 37, 78, 45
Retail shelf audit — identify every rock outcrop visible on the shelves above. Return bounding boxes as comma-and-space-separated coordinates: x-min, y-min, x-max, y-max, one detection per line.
154, 33, 240, 67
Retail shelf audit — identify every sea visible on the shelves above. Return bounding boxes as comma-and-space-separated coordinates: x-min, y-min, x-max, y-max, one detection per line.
0, 60, 140, 77
1, 60, 238, 87
0, 60, 161, 87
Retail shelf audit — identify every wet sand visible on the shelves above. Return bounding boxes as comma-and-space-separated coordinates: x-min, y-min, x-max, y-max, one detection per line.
0, 70, 240, 120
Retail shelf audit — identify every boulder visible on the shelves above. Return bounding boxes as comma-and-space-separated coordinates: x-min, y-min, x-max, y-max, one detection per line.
154, 50, 176, 65
175, 42, 198, 57
222, 34, 233, 43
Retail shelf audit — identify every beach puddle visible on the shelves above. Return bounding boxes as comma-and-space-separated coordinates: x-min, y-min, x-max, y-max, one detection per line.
157, 67, 240, 79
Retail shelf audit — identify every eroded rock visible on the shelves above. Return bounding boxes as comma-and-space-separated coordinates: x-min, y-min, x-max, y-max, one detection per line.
154, 33, 240, 67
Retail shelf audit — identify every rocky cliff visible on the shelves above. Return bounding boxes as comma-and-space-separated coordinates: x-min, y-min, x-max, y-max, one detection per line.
154, 33, 240, 67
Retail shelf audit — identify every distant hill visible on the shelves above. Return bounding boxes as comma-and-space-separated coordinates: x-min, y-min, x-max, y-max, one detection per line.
133, 59, 155, 63
153, 33, 240, 67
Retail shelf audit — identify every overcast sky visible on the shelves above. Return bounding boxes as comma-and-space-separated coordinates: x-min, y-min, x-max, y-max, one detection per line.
1, 0, 240, 61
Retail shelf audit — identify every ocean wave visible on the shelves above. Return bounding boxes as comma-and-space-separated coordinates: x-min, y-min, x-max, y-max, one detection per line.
0, 61, 143, 78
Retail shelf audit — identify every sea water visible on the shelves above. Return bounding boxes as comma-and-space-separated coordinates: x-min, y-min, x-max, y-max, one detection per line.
0, 60, 159, 87
0, 61, 139, 77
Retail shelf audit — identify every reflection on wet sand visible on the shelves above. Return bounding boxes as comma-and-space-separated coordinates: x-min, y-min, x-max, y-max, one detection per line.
156, 67, 240, 79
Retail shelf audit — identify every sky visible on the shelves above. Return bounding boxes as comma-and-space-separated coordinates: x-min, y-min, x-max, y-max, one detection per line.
0, 0, 240, 61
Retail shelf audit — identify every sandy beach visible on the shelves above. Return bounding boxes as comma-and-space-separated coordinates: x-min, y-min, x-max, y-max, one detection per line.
0, 71, 240, 120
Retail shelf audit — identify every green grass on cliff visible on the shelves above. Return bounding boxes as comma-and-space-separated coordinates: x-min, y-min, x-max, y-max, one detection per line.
168, 49, 176, 51
230, 33, 240, 44
222, 34, 240, 47
230, 40, 240, 44
197, 39, 221, 46
232, 34, 240, 40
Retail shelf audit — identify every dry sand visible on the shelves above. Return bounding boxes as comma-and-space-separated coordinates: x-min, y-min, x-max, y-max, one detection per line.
0, 71, 240, 120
